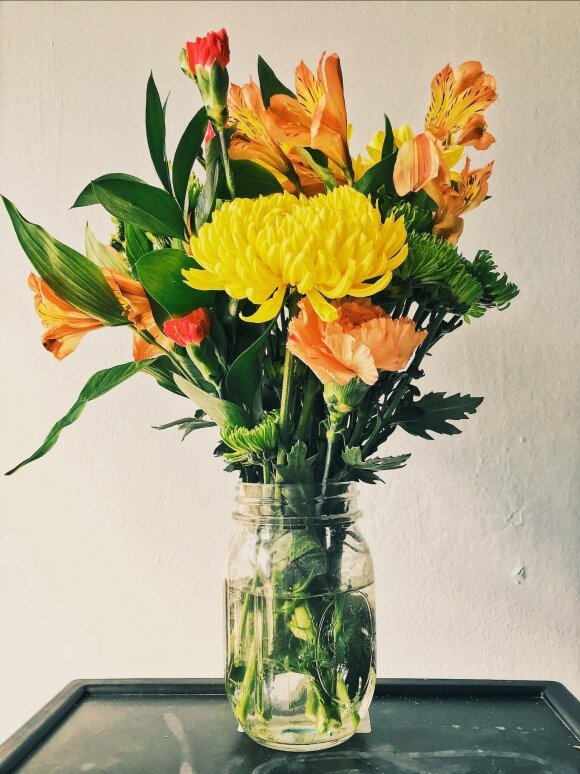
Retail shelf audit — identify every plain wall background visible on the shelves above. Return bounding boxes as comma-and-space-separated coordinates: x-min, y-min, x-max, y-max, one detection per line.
1, 0, 578, 741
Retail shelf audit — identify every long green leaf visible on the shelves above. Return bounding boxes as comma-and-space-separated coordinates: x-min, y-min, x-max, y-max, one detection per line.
71, 173, 145, 208
354, 152, 397, 197
144, 355, 186, 395
230, 160, 283, 198
91, 179, 185, 239
146, 73, 172, 193
381, 114, 395, 158
136, 248, 213, 316
2, 196, 125, 325
124, 223, 151, 270
5, 361, 152, 475
174, 375, 250, 428
172, 107, 208, 207
194, 160, 219, 233
225, 320, 274, 408
85, 224, 130, 273
257, 55, 295, 108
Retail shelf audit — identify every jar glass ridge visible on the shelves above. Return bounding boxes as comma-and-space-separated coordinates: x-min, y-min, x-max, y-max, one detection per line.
225, 483, 376, 751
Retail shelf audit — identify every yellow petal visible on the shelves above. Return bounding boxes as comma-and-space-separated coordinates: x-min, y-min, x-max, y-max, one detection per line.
182, 268, 226, 291
306, 288, 338, 322
240, 284, 286, 322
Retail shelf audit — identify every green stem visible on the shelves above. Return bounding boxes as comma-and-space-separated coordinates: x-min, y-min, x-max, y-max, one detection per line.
296, 376, 319, 442
218, 129, 236, 199
275, 346, 296, 469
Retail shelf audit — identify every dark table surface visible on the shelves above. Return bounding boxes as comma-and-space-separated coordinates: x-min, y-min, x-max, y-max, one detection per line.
1, 679, 579, 773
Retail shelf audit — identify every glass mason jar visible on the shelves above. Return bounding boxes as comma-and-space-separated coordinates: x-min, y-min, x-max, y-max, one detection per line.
225, 483, 376, 752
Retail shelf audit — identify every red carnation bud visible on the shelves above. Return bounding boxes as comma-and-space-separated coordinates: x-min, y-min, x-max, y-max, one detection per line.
186, 28, 230, 71
163, 308, 211, 347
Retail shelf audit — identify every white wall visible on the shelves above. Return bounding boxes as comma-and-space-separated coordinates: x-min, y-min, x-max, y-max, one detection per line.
0, 0, 578, 742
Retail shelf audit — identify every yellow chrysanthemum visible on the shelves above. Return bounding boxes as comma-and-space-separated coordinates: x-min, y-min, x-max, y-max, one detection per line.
183, 187, 408, 323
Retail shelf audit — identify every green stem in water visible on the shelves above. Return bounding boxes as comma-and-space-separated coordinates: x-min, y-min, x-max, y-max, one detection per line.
218, 129, 236, 199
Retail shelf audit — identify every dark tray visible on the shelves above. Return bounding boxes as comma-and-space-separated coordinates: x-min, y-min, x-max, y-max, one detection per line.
1, 679, 578, 773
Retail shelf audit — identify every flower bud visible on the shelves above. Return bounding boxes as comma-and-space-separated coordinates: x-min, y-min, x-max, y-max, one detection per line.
184, 29, 230, 130
163, 308, 211, 347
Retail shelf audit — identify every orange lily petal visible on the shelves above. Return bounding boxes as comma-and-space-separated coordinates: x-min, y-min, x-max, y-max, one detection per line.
393, 133, 440, 196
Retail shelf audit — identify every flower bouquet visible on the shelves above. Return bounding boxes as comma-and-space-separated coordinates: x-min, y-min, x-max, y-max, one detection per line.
4, 28, 518, 751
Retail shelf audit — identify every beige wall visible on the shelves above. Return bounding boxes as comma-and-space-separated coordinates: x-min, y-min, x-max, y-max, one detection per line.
1, 0, 578, 740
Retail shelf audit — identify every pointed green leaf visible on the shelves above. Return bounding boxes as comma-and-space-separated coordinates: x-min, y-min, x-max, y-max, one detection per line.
381, 114, 395, 158
71, 173, 145, 208
395, 391, 483, 439
354, 152, 397, 197
2, 196, 125, 325
146, 73, 172, 193
230, 160, 284, 198
194, 160, 219, 233
257, 55, 295, 108
225, 320, 275, 408
91, 178, 185, 239
174, 375, 250, 428
85, 224, 130, 273
124, 223, 151, 269
6, 360, 152, 475
136, 248, 213, 316
153, 415, 216, 439
143, 355, 185, 395
172, 107, 208, 207
342, 446, 410, 483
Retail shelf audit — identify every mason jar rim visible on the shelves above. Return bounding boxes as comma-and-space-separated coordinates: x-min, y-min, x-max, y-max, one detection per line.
233, 482, 361, 524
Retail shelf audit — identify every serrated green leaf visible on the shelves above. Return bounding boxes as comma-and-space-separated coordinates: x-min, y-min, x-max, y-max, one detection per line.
174, 375, 250, 428
153, 415, 216, 439
146, 73, 172, 193
91, 179, 185, 239
230, 160, 283, 197
71, 173, 145, 208
257, 55, 295, 108
353, 152, 396, 197
5, 360, 152, 475
276, 441, 317, 485
172, 107, 207, 207
2, 196, 125, 325
136, 248, 213, 316
465, 249, 519, 319
225, 320, 274, 409
342, 446, 410, 483
395, 391, 483, 439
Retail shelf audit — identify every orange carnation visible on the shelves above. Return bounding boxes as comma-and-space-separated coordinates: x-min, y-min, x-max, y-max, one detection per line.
287, 298, 427, 386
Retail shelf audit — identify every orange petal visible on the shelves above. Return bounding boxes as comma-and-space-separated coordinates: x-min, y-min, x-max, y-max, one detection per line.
393, 133, 440, 196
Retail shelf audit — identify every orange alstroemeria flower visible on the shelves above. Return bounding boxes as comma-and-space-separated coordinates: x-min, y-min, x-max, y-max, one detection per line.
28, 271, 170, 361
288, 298, 427, 386
393, 132, 441, 196
426, 158, 494, 244
425, 61, 497, 150
267, 53, 353, 179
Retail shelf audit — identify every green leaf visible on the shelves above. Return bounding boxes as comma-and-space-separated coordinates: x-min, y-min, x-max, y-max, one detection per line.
146, 73, 172, 193
194, 159, 219, 232
84, 224, 130, 273
91, 178, 185, 239
381, 114, 395, 158
136, 248, 213, 316
153, 414, 216, 439
225, 320, 275, 409
465, 250, 519, 319
230, 160, 283, 198
276, 441, 317, 485
172, 107, 208, 207
124, 223, 151, 269
143, 355, 185, 395
2, 196, 125, 325
5, 361, 152, 475
342, 446, 410, 484
174, 375, 250, 428
257, 55, 295, 108
395, 391, 483, 440
353, 152, 396, 197
71, 173, 145, 208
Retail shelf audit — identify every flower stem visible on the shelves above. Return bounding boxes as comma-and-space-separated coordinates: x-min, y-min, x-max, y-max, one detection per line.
218, 129, 236, 199
275, 345, 295, 469
296, 376, 319, 442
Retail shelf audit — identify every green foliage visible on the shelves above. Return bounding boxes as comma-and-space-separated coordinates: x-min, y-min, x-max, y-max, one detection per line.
153, 411, 215, 439
84, 224, 129, 273
174, 374, 250, 429
230, 160, 284, 197
172, 107, 208, 207
124, 223, 151, 270
2, 196, 126, 325
225, 320, 275, 410
136, 248, 213, 316
222, 410, 279, 458
90, 178, 185, 239
385, 200, 433, 234
341, 446, 411, 483
143, 355, 186, 395
194, 156, 219, 233
145, 73, 172, 193
353, 152, 396, 197
71, 173, 145, 209
381, 114, 395, 158
276, 441, 317, 484
465, 250, 519, 319
6, 360, 153, 475
394, 391, 483, 439
257, 55, 295, 108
